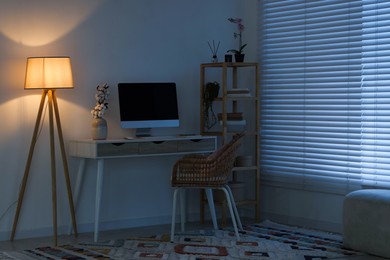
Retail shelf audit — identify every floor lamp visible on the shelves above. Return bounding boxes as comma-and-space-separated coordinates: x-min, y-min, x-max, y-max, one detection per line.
10, 56, 78, 246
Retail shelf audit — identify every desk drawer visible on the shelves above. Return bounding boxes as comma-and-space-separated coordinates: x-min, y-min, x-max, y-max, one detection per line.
97, 142, 139, 157
139, 141, 177, 154
177, 138, 215, 152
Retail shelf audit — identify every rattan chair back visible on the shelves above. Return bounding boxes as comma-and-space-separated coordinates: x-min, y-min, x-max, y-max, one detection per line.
171, 133, 244, 187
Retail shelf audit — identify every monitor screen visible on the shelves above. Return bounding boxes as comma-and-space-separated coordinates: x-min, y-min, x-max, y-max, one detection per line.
118, 82, 179, 131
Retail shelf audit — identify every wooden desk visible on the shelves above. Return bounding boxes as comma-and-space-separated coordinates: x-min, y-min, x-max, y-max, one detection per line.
68, 135, 216, 241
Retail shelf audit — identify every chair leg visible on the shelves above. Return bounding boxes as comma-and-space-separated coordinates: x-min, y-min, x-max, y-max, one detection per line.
171, 188, 180, 242
221, 187, 240, 240
225, 185, 243, 230
205, 188, 218, 230
180, 189, 186, 232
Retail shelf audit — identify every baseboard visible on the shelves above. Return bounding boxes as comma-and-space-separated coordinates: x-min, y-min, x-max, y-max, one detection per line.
92, 215, 173, 233
0, 208, 259, 242
0, 215, 174, 242
0, 226, 65, 242
260, 211, 343, 234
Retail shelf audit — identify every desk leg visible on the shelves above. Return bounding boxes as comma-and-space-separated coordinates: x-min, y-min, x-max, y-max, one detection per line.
94, 159, 104, 242
68, 158, 86, 235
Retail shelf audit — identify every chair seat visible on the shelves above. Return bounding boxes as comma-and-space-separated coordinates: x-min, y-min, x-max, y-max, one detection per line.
172, 181, 228, 187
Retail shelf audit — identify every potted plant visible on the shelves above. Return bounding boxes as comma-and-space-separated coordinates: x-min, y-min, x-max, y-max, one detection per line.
204, 81, 220, 129
228, 44, 247, 62
227, 17, 247, 62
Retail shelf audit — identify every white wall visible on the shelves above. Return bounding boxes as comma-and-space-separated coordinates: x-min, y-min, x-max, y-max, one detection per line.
0, 0, 258, 240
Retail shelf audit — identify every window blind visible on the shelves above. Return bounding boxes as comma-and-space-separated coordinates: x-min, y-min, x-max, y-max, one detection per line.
259, 0, 390, 194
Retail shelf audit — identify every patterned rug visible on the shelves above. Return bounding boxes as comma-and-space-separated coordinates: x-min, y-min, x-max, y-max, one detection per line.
0, 220, 364, 259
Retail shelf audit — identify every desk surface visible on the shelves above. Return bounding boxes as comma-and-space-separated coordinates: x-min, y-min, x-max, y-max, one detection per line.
73, 135, 212, 143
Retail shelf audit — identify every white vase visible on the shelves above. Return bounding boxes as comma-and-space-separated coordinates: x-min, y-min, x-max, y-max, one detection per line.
92, 118, 107, 140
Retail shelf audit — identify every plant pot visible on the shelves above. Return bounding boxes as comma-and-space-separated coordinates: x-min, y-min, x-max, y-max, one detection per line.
205, 82, 220, 99
92, 117, 107, 140
224, 54, 233, 62
234, 54, 245, 62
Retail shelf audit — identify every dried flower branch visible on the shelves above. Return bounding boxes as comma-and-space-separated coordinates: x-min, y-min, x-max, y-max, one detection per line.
91, 83, 110, 119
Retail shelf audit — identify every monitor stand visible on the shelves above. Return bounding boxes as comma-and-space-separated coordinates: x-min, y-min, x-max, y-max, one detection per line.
136, 128, 152, 137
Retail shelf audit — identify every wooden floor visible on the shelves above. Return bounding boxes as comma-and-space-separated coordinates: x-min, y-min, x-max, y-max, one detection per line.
0, 222, 386, 260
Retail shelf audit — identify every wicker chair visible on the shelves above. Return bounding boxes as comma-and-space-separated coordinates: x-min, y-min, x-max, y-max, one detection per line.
170, 133, 244, 242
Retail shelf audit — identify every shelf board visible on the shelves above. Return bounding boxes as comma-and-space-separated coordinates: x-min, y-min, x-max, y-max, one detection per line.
201, 132, 223, 136
213, 96, 258, 101
226, 96, 258, 101
201, 62, 258, 68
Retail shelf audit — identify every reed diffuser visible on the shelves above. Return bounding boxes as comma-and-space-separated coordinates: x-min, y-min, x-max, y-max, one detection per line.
208, 40, 220, 63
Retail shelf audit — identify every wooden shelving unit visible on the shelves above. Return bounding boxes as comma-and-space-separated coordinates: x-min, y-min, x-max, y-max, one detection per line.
199, 62, 260, 223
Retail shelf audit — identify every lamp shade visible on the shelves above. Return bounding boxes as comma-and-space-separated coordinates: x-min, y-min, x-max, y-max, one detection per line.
24, 56, 74, 89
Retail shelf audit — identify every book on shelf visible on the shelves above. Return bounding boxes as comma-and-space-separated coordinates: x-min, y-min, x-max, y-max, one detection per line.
217, 112, 244, 121
227, 88, 250, 94
226, 88, 251, 97
219, 119, 247, 126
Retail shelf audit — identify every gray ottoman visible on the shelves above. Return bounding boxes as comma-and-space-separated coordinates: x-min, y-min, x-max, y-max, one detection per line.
343, 189, 390, 258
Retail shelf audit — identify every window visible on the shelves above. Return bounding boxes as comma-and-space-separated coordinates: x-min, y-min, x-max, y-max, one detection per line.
259, 0, 390, 194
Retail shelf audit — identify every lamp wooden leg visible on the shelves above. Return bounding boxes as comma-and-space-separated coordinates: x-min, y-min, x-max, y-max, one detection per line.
68, 159, 85, 235
48, 90, 58, 246
12, 89, 76, 245
52, 92, 78, 237
11, 91, 47, 241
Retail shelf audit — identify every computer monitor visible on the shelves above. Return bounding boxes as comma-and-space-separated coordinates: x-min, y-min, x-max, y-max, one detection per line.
118, 82, 179, 137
